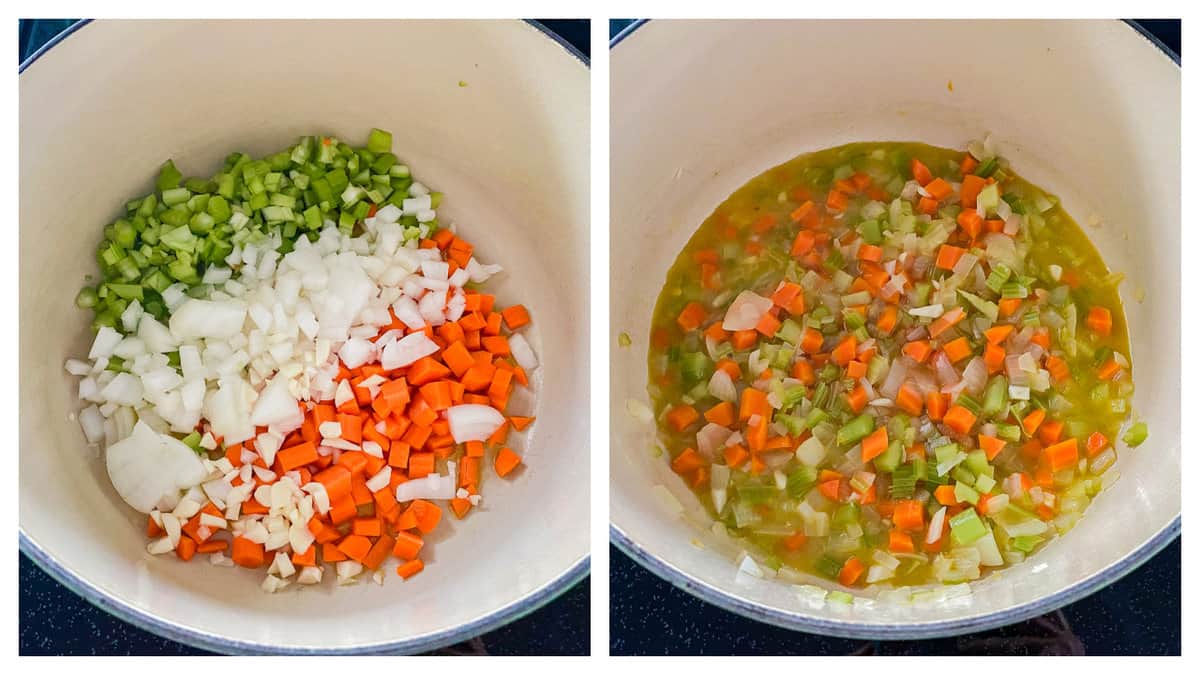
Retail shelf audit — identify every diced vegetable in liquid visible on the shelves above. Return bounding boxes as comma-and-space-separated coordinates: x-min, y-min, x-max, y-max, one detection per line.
647, 141, 1138, 588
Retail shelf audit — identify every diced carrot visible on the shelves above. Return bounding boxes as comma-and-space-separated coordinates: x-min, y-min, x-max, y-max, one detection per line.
277, 441, 318, 473
846, 384, 868, 413
960, 174, 986, 208
934, 485, 958, 506
928, 307, 966, 339
666, 404, 699, 432
1038, 420, 1064, 445
731, 329, 758, 351
925, 178, 952, 201
396, 559, 425, 579
1044, 438, 1079, 471
861, 427, 889, 462
1085, 306, 1112, 336
790, 229, 817, 256
838, 556, 865, 586
857, 243, 883, 263
1022, 408, 1046, 436
846, 360, 867, 379
495, 447, 522, 477
911, 158, 933, 186
176, 536, 197, 562
935, 245, 966, 270
876, 305, 899, 335
337, 535, 373, 564
902, 340, 933, 363
703, 401, 735, 427
926, 391, 948, 422
500, 304, 531, 330
892, 500, 924, 531
888, 531, 915, 554
984, 343, 1006, 374
826, 189, 849, 212
723, 444, 749, 469
677, 302, 707, 331
956, 209, 983, 238
978, 434, 1006, 461
942, 337, 972, 363
998, 298, 1022, 318
943, 405, 977, 434
755, 312, 782, 338
799, 327, 824, 354
1097, 359, 1122, 380
960, 155, 979, 176
916, 197, 939, 215
1086, 431, 1109, 457
406, 499, 442, 534
231, 537, 266, 568
896, 384, 924, 416
830, 335, 857, 366
739, 388, 770, 421
704, 322, 729, 343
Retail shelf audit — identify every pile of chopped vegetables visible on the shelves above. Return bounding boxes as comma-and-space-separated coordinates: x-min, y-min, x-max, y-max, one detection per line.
648, 139, 1147, 589
66, 130, 537, 591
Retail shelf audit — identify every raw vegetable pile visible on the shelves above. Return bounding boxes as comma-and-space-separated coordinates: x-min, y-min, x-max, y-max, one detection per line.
648, 139, 1147, 590
66, 130, 538, 591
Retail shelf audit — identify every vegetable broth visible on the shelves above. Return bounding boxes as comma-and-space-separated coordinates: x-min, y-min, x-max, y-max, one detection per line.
648, 141, 1140, 588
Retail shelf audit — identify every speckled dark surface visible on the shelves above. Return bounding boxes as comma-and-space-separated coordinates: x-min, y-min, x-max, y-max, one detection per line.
610, 541, 1178, 655
18, 18, 590, 656
607, 17, 1180, 657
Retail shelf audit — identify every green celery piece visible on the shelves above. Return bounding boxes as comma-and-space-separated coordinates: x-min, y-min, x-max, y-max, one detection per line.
965, 449, 990, 475
736, 483, 776, 505
949, 509, 987, 545
858, 219, 883, 245
156, 159, 183, 192
367, 128, 393, 154
954, 481, 980, 505
159, 225, 197, 253
981, 376, 1008, 417
873, 440, 903, 472
1122, 421, 1148, 447
959, 290, 999, 321
836, 414, 875, 446
786, 465, 818, 498
1011, 535, 1043, 553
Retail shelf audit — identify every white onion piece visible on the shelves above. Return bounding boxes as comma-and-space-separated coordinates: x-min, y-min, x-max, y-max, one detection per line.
446, 404, 505, 443
509, 334, 538, 370
105, 421, 207, 513
721, 291, 772, 331
88, 326, 123, 360
249, 375, 302, 431
696, 423, 734, 458
169, 299, 247, 340
337, 338, 376, 369
707, 369, 738, 402
394, 462, 457, 501
381, 332, 439, 370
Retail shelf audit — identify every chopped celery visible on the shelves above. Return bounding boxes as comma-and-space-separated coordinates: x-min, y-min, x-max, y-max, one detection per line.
949, 509, 987, 545
836, 414, 875, 446
786, 465, 818, 498
954, 481, 980, 505
1122, 421, 1148, 447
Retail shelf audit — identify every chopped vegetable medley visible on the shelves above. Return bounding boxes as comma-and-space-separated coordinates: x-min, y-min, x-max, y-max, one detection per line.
648, 140, 1144, 588
65, 130, 538, 591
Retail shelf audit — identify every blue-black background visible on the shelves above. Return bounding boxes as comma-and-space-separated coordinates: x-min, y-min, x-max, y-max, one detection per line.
17, 18, 589, 657
607, 17, 1180, 657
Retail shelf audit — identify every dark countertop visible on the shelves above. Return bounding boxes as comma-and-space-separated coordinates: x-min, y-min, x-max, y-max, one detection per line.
17, 18, 590, 657
607, 17, 1180, 657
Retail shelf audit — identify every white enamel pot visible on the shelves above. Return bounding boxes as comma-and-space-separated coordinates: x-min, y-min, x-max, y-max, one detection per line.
20, 19, 589, 654
610, 19, 1178, 638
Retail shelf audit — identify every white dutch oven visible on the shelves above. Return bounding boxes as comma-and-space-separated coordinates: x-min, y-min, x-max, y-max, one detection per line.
20, 19, 589, 654
610, 19, 1179, 638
